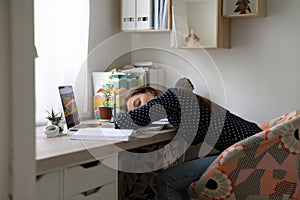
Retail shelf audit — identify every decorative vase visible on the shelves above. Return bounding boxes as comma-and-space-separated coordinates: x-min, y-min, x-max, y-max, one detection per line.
99, 107, 112, 121
184, 29, 200, 47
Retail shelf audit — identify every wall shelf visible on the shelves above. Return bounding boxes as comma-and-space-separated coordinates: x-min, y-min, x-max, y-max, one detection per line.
121, 29, 171, 33
120, 0, 266, 49
171, 0, 231, 49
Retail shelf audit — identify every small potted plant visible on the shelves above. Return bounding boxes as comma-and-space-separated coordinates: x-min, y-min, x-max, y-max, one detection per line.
46, 108, 64, 133
97, 79, 114, 121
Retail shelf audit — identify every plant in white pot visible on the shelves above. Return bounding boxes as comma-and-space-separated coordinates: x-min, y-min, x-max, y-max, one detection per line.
45, 108, 64, 133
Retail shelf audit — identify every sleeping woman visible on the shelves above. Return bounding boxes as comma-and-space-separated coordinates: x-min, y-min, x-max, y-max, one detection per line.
115, 85, 262, 199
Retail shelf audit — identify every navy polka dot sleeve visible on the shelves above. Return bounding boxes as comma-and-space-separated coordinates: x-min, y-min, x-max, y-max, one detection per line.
115, 88, 262, 151
115, 88, 181, 129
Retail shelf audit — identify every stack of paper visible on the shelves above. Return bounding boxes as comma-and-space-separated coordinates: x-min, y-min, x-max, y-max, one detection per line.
70, 119, 171, 141
70, 128, 137, 141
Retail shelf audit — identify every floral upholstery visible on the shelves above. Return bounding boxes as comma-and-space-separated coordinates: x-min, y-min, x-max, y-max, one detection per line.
189, 111, 300, 200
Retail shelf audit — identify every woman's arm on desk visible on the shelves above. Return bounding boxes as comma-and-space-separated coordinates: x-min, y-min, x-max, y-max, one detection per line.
115, 86, 262, 152
115, 88, 183, 130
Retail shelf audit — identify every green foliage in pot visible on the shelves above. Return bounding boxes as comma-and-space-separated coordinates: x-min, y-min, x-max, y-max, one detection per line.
46, 108, 63, 125
97, 74, 114, 107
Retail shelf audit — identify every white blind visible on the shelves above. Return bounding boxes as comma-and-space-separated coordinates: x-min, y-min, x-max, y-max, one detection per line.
34, 0, 90, 125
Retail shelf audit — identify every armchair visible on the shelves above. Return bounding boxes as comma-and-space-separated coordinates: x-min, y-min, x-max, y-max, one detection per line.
189, 111, 300, 200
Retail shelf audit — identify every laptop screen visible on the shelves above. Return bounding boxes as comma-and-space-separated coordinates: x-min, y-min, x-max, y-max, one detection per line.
59, 85, 80, 129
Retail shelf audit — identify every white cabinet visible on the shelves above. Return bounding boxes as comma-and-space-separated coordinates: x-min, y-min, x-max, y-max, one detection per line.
36, 170, 62, 200
122, 0, 136, 30
36, 156, 118, 200
68, 182, 116, 200
121, 0, 171, 31
65, 156, 117, 198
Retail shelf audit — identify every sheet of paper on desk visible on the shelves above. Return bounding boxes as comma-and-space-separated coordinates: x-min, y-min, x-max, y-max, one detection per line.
70, 128, 137, 141
135, 119, 171, 132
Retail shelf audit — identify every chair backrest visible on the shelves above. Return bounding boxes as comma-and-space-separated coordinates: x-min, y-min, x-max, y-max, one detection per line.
189, 111, 300, 200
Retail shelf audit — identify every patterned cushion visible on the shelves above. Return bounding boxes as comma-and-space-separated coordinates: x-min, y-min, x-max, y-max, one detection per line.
189, 111, 300, 200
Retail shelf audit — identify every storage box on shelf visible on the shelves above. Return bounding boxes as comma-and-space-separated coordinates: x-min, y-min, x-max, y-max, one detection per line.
121, 0, 171, 32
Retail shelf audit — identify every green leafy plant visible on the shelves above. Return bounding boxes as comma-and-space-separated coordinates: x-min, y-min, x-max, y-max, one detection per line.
97, 75, 114, 107
46, 108, 63, 125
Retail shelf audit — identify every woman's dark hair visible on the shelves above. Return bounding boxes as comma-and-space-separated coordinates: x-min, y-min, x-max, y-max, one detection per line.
123, 85, 223, 113
123, 86, 163, 111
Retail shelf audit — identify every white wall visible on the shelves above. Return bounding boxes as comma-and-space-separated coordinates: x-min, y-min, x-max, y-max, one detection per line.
88, 0, 120, 52
88, 0, 300, 124
127, 0, 300, 124
86, 0, 129, 118
0, 0, 36, 199
208, 0, 300, 123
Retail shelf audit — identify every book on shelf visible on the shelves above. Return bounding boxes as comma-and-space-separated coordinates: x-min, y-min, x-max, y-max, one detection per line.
153, 0, 159, 29
161, 0, 168, 29
158, 0, 164, 28
136, 0, 153, 30
171, 5, 177, 47
152, 0, 168, 30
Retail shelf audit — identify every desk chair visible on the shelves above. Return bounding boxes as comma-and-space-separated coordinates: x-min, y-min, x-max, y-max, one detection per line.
189, 110, 300, 200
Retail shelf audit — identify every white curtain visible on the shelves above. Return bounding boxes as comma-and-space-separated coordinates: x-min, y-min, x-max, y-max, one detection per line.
34, 0, 90, 125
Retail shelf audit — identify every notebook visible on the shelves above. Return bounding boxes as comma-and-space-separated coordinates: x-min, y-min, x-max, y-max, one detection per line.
59, 85, 101, 131
70, 119, 172, 141
70, 128, 137, 141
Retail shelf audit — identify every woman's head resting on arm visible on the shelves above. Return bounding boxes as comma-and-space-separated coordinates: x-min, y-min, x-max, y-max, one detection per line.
124, 86, 163, 111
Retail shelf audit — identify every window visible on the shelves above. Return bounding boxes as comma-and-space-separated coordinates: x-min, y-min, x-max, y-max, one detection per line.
34, 0, 90, 124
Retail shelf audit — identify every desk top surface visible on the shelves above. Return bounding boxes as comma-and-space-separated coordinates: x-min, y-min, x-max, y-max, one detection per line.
36, 121, 176, 174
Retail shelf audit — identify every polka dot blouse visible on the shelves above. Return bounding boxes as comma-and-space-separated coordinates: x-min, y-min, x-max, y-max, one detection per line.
115, 88, 262, 151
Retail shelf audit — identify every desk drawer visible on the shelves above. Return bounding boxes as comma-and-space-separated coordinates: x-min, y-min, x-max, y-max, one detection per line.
65, 156, 117, 196
67, 182, 116, 200
36, 170, 61, 200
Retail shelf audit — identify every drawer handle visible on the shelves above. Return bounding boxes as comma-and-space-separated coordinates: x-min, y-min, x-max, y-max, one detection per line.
80, 160, 101, 169
81, 186, 102, 196
36, 174, 44, 181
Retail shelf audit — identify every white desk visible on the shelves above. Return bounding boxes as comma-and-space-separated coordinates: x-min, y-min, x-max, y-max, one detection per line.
36, 125, 176, 174
36, 123, 176, 200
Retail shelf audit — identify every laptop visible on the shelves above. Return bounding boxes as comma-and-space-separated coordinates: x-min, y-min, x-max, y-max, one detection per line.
59, 85, 101, 131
